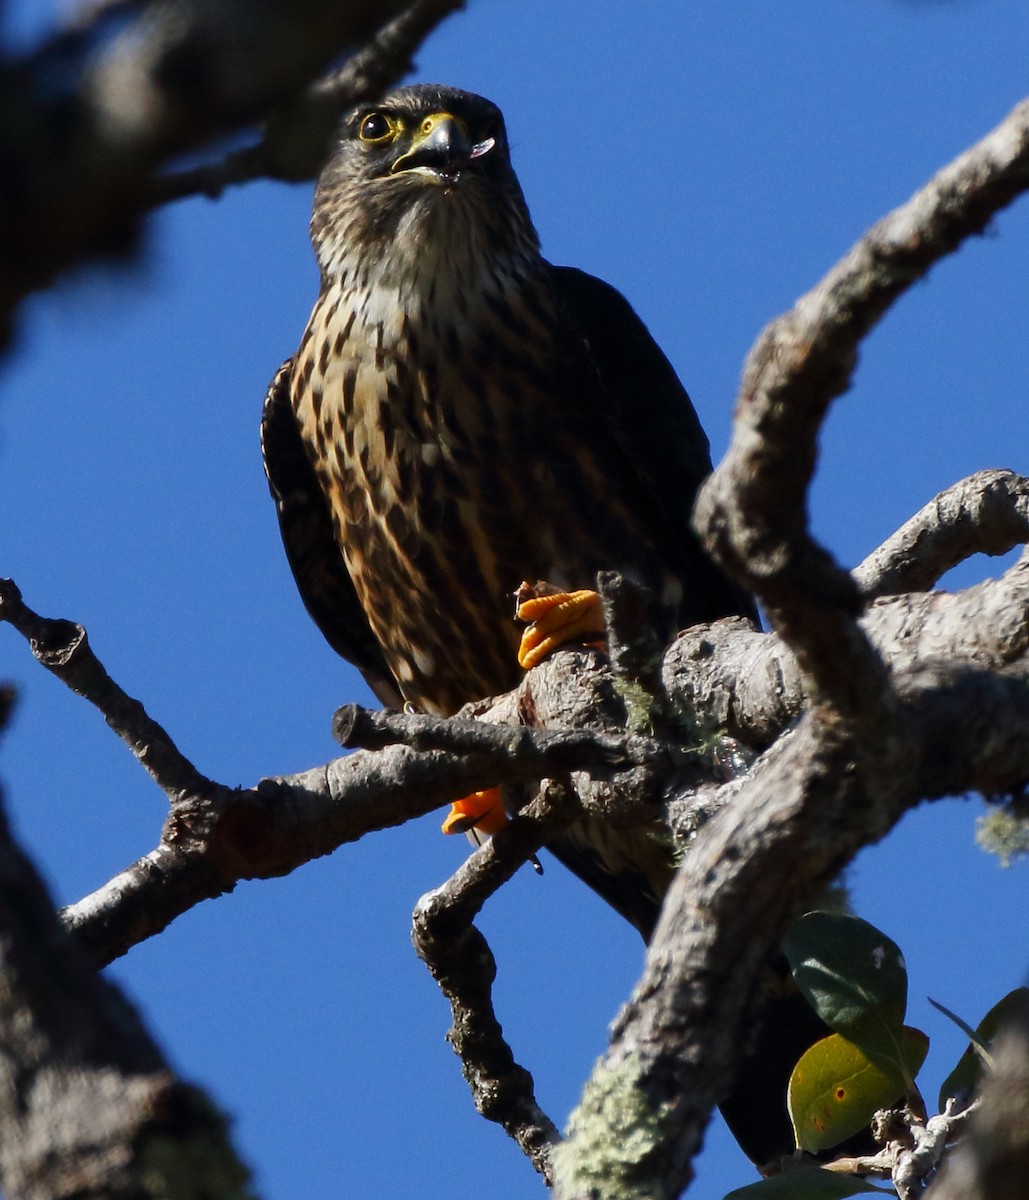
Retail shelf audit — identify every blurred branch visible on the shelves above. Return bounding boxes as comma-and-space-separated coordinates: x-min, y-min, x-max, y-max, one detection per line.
0, 0, 460, 337
149, 0, 464, 206
0, 701, 255, 1198
925, 999, 1029, 1200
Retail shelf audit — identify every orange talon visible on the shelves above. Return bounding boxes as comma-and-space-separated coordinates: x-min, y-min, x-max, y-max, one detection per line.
441, 787, 508, 837
516, 586, 606, 670
442, 585, 605, 845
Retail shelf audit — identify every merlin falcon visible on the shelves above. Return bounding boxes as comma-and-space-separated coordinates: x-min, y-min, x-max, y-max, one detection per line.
262, 84, 824, 1164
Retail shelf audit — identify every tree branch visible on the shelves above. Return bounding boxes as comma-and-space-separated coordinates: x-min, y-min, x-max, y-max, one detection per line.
854, 468, 1029, 598
0, 578, 214, 800
0, 704, 255, 1199
148, 0, 464, 206
0, 0, 450, 334
825, 1100, 979, 1193
0, 577, 665, 965
411, 785, 575, 1182
554, 97, 1029, 1200
7, 454, 1027, 980
925, 1000, 1029, 1200
553, 660, 1029, 1200
695, 97, 1029, 715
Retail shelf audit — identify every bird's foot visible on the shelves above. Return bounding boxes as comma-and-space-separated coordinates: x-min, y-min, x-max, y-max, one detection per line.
441, 787, 507, 837
515, 581, 606, 670
441, 583, 605, 842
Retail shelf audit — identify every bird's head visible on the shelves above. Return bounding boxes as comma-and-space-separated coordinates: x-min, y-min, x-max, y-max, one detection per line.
311, 85, 539, 285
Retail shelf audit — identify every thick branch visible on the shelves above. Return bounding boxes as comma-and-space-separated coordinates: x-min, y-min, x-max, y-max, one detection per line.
556, 98, 1029, 1198
553, 662, 1029, 1200
59, 707, 649, 967
663, 536, 1029, 748
1, 490, 1023, 970
854, 468, 1029, 598
0, 766, 254, 1198
695, 97, 1029, 714
0, 0, 438, 332
4, 469, 1024, 971
925, 1002, 1029, 1200
149, 0, 464, 205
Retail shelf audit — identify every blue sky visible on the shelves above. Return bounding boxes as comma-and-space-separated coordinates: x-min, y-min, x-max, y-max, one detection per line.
2, 1, 1028, 1197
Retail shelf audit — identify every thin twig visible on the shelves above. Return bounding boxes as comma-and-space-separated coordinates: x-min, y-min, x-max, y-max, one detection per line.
412, 785, 574, 1182
825, 1100, 978, 1193
0, 578, 212, 800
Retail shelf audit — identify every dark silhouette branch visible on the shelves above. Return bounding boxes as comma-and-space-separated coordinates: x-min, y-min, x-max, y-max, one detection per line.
0, 0, 455, 335
148, 0, 464, 206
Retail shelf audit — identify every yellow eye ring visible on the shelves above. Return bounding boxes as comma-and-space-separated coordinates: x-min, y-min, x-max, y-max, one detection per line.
359, 112, 396, 144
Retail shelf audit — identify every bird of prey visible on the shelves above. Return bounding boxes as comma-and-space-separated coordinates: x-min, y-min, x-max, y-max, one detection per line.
262, 83, 826, 1165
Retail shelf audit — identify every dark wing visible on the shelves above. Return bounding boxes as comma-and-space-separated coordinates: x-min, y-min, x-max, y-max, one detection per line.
541, 266, 758, 938
261, 359, 403, 709
549, 265, 758, 627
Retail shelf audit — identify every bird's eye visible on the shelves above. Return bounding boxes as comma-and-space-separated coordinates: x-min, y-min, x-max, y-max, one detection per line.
359, 112, 395, 144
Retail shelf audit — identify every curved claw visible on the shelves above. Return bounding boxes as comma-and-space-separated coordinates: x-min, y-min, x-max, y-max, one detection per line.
441, 787, 508, 836
516, 587, 605, 670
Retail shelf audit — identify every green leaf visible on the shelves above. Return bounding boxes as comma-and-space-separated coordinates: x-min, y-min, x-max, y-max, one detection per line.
783, 912, 910, 1065
724, 1166, 887, 1199
937, 987, 1029, 1111
788, 1028, 929, 1152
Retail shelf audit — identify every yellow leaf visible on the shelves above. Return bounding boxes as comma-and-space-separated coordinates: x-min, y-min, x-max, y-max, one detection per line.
789, 1028, 928, 1152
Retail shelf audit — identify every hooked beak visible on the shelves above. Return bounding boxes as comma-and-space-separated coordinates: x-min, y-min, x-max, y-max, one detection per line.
390, 112, 496, 184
